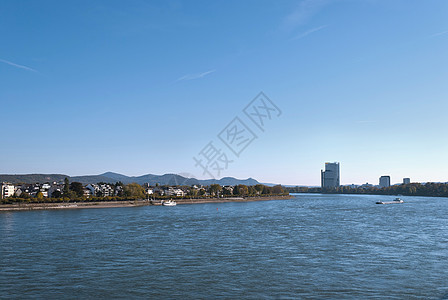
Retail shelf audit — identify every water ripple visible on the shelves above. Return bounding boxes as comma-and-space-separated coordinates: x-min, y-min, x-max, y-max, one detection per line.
1, 194, 448, 298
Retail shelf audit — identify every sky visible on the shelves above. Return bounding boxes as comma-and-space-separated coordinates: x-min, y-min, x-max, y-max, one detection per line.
1, 0, 448, 186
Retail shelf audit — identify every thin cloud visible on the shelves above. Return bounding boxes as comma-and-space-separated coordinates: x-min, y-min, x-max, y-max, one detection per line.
0, 58, 38, 73
176, 69, 215, 82
430, 30, 448, 38
281, 0, 329, 32
290, 25, 328, 41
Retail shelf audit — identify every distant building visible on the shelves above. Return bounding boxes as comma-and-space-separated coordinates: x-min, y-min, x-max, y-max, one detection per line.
83, 188, 92, 197
114, 185, 123, 196
360, 182, 373, 189
403, 178, 411, 185
41, 183, 51, 190
1, 183, 15, 199
223, 185, 234, 194
14, 189, 23, 197
86, 184, 114, 197
321, 162, 340, 188
86, 184, 96, 196
165, 188, 185, 197
379, 176, 391, 188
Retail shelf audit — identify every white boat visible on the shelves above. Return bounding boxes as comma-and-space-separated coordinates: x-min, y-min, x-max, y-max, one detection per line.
376, 197, 404, 205
162, 200, 177, 206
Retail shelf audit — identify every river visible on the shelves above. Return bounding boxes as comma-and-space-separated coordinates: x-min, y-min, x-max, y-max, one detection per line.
1, 193, 448, 299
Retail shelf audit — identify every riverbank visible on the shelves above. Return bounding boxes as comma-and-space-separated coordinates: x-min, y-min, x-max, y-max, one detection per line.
0, 195, 292, 211
290, 191, 448, 199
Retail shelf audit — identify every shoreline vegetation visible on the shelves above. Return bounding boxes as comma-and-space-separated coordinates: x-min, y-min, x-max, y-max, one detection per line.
287, 182, 448, 198
0, 195, 292, 211
1, 179, 291, 211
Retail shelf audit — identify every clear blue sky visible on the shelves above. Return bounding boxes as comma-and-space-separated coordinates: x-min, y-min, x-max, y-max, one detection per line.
1, 0, 448, 185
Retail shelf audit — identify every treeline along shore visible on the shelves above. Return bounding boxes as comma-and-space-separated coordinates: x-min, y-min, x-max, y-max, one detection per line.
0, 178, 290, 211
287, 182, 448, 198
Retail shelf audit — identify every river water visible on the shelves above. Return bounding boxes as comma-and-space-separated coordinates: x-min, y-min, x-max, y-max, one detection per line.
1, 194, 448, 299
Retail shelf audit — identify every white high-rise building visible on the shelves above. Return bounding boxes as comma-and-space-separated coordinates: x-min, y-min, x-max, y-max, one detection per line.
379, 176, 391, 188
321, 162, 340, 188
1, 183, 15, 199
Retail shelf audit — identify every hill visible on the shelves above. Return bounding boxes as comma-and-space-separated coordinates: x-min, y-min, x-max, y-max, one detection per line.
0, 172, 261, 186
0, 174, 67, 184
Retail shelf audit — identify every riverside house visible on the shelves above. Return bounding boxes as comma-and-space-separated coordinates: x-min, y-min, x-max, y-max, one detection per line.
1, 183, 15, 199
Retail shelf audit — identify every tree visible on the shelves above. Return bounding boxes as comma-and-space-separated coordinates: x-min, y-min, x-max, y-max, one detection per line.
70, 182, 84, 197
254, 184, 264, 194
21, 192, 31, 199
248, 186, 256, 195
233, 186, 239, 195
63, 177, 70, 195
124, 183, 146, 198
237, 185, 249, 196
262, 186, 272, 195
222, 187, 232, 196
36, 192, 44, 200
51, 190, 62, 198
209, 184, 222, 197
189, 189, 198, 197
272, 185, 284, 194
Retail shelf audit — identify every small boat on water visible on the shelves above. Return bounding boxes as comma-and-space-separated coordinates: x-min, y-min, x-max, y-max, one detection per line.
376, 197, 404, 205
162, 199, 177, 206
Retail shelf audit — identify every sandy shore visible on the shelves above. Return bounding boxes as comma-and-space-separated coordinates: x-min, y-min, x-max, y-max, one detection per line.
0, 195, 292, 212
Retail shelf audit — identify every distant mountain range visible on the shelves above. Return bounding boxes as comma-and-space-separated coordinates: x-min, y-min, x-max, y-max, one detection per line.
0, 172, 262, 186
